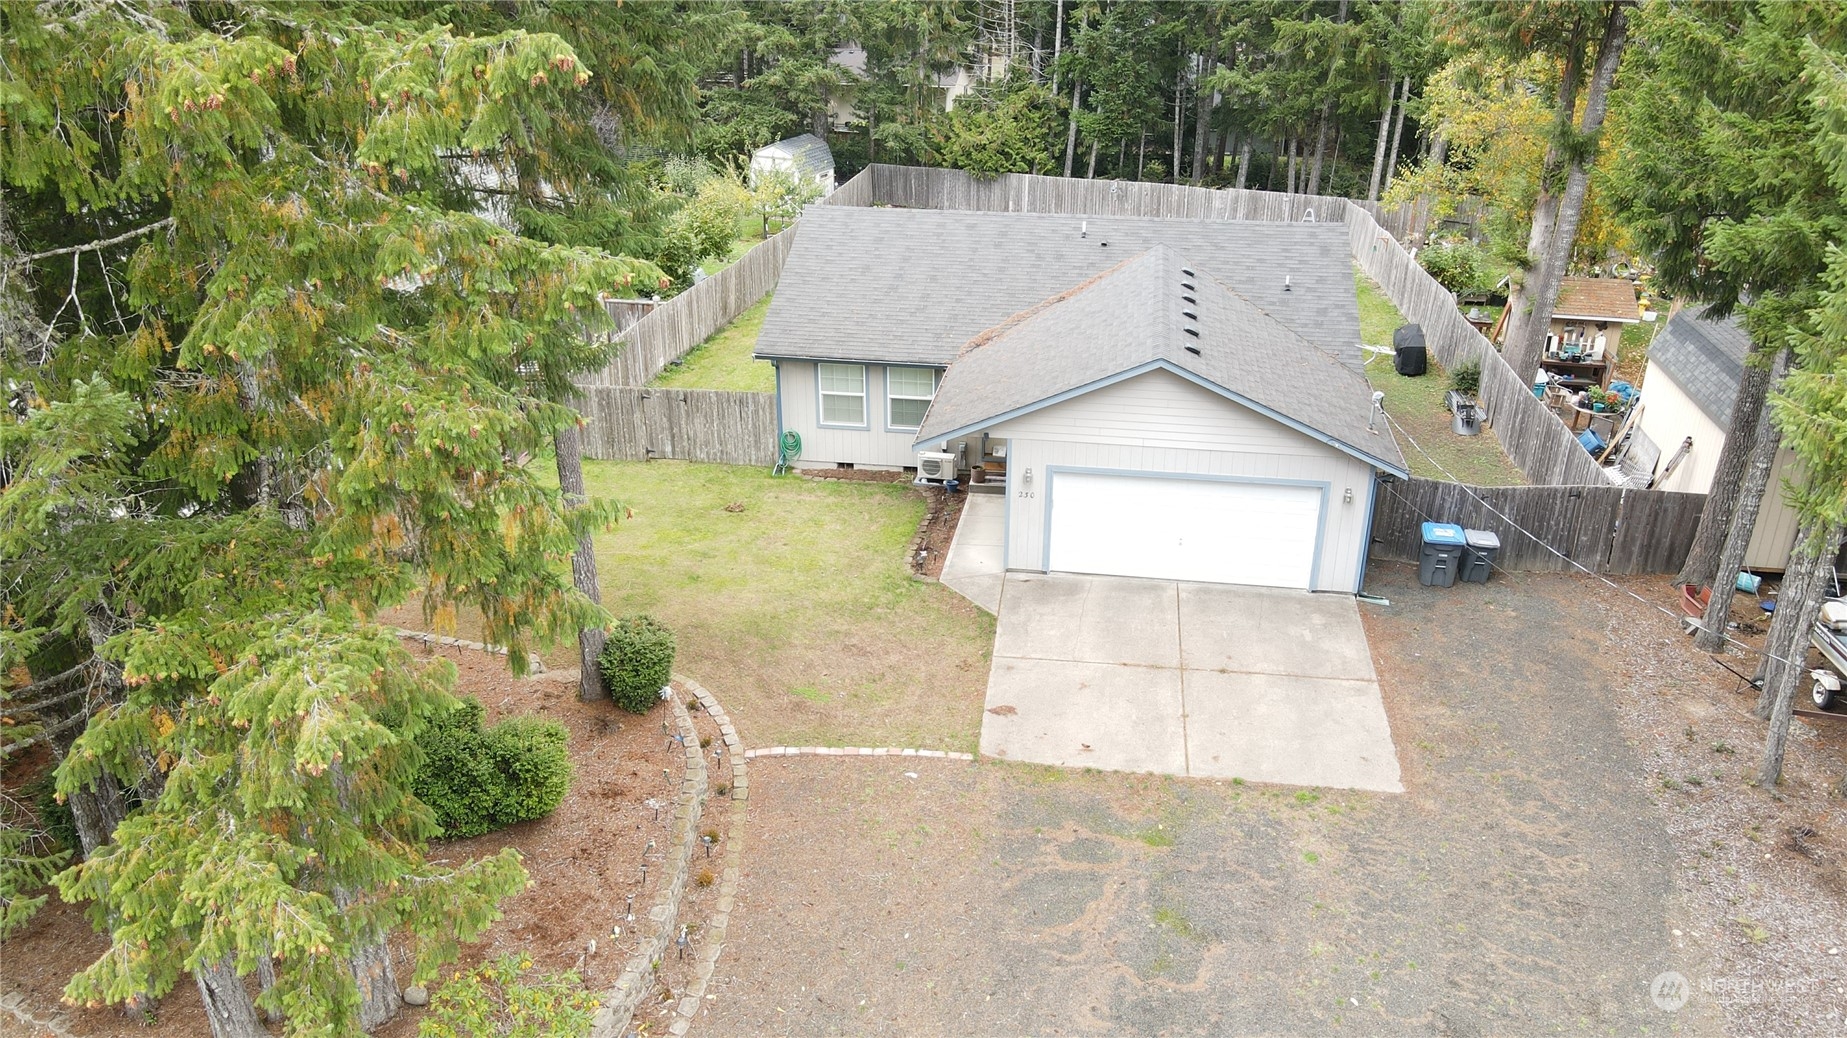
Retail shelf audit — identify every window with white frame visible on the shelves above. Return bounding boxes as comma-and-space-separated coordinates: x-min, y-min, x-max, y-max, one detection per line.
818, 363, 866, 425
886, 366, 937, 429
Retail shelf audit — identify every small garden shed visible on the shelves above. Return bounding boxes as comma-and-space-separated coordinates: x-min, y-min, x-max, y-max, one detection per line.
749, 134, 835, 195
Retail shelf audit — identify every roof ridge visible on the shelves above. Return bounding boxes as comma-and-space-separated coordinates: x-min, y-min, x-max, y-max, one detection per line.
957, 250, 1151, 356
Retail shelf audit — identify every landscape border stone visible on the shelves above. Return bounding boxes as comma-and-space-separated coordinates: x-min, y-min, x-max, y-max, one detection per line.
662, 676, 749, 1037
589, 686, 707, 1038
393, 628, 546, 673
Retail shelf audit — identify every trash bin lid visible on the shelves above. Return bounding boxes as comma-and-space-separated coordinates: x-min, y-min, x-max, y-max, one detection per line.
1421, 522, 1466, 545
1464, 529, 1500, 549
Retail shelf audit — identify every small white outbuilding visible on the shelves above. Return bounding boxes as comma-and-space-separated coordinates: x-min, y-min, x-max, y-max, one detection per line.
749, 134, 835, 196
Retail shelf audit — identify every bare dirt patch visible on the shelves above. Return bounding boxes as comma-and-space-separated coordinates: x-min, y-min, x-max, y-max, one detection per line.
0, 642, 681, 1038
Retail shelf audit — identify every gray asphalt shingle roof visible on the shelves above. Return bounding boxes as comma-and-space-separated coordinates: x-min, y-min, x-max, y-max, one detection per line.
755, 206, 1362, 370
752, 134, 834, 182
1647, 306, 1754, 427
914, 244, 1406, 474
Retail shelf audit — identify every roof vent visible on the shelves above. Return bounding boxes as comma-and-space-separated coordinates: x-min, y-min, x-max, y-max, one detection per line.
1284, 275, 1292, 292
1184, 345, 1202, 356
1183, 327, 1200, 338
1181, 310, 1198, 321
1181, 267, 1195, 277
1180, 281, 1196, 292
1100, 240, 1109, 247
1080, 220, 1088, 238
1181, 295, 1196, 305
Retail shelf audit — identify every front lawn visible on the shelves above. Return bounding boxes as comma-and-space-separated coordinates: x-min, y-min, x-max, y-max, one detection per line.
1355, 271, 1526, 487
386, 461, 993, 752
649, 292, 776, 393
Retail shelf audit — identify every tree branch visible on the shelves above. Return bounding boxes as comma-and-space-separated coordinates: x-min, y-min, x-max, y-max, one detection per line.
6, 217, 176, 267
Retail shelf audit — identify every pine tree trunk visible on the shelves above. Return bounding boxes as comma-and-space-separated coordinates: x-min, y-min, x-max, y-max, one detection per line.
1138, 127, 1148, 179
1502, 10, 1590, 366
1676, 342, 1777, 587
554, 421, 608, 702
1286, 137, 1298, 195
1171, 57, 1185, 183
67, 779, 129, 861
1063, 81, 1080, 177
1761, 524, 1845, 785
1504, 4, 1629, 385
256, 955, 281, 1023
1215, 126, 1231, 176
1383, 75, 1409, 194
350, 935, 399, 1031
1694, 350, 1790, 653
196, 956, 266, 1038
1051, 0, 1064, 96
1755, 520, 1842, 719
1368, 75, 1395, 201
1191, 51, 1214, 184
1086, 140, 1099, 178
1236, 136, 1252, 190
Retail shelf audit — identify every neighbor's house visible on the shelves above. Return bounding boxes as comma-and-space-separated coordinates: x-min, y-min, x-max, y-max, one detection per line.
753, 206, 1407, 593
1548, 277, 1642, 363
749, 134, 835, 196
1634, 307, 1819, 573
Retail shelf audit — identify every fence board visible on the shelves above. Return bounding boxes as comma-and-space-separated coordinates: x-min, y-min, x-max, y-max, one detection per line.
574, 387, 778, 466
1370, 476, 1705, 575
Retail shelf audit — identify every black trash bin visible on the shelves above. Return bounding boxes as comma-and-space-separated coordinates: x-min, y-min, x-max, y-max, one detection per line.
1419, 522, 1466, 587
1393, 324, 1428, 376
1461, 529, 1501, 583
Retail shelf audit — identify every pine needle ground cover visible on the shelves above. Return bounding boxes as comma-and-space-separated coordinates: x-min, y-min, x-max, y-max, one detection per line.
1356, 271, 1527, 487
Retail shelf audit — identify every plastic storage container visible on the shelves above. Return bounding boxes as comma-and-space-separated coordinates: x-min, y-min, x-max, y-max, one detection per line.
1419, 522, 1467, 587
1461, 529, 1501, 583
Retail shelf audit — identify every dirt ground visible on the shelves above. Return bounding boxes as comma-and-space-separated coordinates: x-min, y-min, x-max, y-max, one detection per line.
0, 643, 680, 1037
698, 563, 1844, 1037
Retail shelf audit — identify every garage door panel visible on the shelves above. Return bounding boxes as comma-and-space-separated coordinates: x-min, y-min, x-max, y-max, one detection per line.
1047, 472, 1320, 589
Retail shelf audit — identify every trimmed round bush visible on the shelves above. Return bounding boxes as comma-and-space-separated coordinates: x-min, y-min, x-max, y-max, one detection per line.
597, 614, 676, 714
413, 697, 573, 839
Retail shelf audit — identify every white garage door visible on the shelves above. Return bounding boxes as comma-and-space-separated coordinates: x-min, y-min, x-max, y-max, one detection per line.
1047, 472, 1321, 589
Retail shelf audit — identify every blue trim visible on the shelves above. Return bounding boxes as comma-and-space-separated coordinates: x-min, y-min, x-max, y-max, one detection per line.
1039, 466, 1329, 590
1354, 474, 1378, 594
815, 361, 870, 430
882, 365, 940, 434
917, 359, 1410, 479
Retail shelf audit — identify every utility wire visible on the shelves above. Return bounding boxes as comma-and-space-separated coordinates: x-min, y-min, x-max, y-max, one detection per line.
1377, 407, 1808, 671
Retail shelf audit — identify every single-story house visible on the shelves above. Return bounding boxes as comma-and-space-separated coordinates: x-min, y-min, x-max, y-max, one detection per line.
754, 206, 1408, 593
1548, 276, 1641, 363
1634, 306, 1820, 573
749, 134, 835, 196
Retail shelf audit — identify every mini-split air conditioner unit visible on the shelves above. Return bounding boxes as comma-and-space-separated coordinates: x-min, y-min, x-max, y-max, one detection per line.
915, 451, 958, 481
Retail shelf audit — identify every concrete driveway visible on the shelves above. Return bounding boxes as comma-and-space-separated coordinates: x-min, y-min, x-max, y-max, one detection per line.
979, 572, 1402, 792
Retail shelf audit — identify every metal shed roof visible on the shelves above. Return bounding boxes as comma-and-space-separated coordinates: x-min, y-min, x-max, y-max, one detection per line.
751, 134, 835, 182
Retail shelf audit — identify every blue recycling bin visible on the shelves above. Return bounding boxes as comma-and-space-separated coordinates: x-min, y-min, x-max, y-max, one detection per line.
1420, 522, 1467, 587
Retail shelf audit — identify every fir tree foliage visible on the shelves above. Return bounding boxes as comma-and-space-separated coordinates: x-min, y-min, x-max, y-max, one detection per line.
1, 0, 675, 1026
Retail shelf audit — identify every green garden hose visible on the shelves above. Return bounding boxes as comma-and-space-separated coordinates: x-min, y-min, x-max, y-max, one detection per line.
773, 430, 802, 475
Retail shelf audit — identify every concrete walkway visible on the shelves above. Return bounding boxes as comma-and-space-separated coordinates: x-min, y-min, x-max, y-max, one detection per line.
980, 573, 1402, 792
939, 491, 1004, 613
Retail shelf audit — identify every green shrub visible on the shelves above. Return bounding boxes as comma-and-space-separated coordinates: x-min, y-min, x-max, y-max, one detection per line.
1449, 360, 1482, 397
413, 697, 572, 839
597, 615, 676, 714
1418, 239, 1492, 296
419, 953, 598, 1038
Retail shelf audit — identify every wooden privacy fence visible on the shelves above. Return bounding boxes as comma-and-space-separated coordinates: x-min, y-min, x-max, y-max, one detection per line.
574, 386, 778, 466
1369, 477, 1705, 575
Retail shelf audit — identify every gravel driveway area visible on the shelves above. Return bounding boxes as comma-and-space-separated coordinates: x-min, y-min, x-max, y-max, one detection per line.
697, 564, 1778, 1036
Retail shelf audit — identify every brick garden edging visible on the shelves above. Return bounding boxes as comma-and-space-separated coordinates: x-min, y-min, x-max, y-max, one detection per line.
589, 687, 707, 1038
661, 677, 747, 1037
743, 746, 975, 761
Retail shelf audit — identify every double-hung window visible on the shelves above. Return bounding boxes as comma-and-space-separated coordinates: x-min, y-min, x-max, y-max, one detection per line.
818, 363, 867, 426
886, 366, 937, 430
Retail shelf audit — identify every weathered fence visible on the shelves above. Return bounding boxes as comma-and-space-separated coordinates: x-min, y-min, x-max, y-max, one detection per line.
574, 386, 778, 466
1344, 205, 1610, 487
1369, 476, 1705, 575
581, 226, 797, 388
